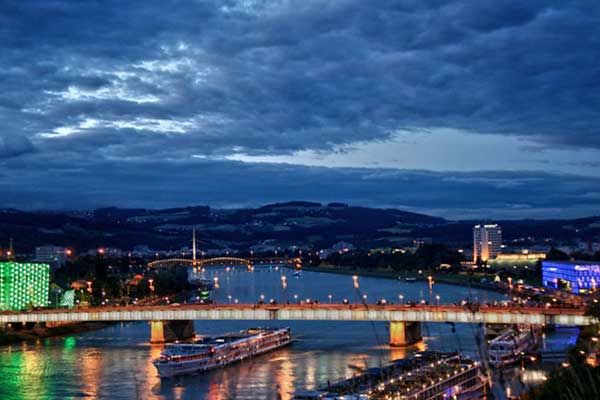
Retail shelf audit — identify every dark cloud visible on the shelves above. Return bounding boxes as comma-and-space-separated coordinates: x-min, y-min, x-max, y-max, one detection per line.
0, 133, 34, 158
1, 153, 599, 219
1, 0, 599, 153
1, 1, 599, 214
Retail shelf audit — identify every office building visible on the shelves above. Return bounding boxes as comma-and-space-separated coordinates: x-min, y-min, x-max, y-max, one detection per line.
35, 246, 69, 268
473, 224, 502, 262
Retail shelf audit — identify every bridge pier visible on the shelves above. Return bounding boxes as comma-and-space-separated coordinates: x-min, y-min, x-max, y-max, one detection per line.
150, 320, 195, 344
389, 321, 422, 347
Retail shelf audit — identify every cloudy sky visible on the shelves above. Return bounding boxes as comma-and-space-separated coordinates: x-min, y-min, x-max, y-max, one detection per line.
1, 0, 600, 219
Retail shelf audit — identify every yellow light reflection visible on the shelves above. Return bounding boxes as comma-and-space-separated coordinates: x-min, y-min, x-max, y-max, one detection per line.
18, 342, 49, 400
390, 340, 427, 361
80, 348, 103, 398
273, 350, 295, 400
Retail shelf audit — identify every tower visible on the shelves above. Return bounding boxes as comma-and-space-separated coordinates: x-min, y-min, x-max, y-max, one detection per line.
192, 228, 197, 265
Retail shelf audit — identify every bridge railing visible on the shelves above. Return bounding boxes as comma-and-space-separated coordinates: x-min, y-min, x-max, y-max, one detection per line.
0, 304, 592, 326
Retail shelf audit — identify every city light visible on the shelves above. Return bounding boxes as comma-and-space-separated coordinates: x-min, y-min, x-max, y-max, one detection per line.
0, 262, 50, 311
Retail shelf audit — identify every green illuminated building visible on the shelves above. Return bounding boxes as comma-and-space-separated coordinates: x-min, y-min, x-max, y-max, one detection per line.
0, 262, 50, 311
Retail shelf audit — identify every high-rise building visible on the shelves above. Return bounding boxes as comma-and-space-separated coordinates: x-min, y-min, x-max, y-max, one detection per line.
0, 262, 50, 311
473, 224, 502, 262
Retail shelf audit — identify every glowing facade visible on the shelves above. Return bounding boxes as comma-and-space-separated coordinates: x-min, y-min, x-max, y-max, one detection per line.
473, 224, 502, 262
0, 262, 50, 311
542, 260, 600, 294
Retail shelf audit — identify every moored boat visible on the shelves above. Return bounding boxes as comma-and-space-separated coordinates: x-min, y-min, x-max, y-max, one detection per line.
488, 325, 540, 367
153, 327, 292, 377
294, 351, 489, 400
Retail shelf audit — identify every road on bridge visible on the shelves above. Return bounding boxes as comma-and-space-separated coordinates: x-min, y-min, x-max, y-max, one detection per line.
0, 303, 592, 326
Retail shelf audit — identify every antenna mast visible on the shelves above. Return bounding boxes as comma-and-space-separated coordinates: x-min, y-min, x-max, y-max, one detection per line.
192, 228, 197, 265
8, 238, 14, 260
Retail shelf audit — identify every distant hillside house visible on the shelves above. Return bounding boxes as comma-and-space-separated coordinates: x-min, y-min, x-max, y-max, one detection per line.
35, 246, 68, 269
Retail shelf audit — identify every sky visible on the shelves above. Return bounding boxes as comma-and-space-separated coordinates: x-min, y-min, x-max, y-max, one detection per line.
1, 0, 600, 219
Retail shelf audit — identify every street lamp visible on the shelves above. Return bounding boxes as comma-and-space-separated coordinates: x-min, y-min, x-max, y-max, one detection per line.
362, 294, 367, 303
212, 277, 220, 304
228, 295, 232, 304
328, 294, 333, 304
54, 288, 62, 307
281, 275, 288, 303
427, 275, 434, 304
435, 295, 440, 305
399, 294, 404, 303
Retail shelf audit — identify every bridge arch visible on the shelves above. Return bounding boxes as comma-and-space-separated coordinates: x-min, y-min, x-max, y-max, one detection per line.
148, 257, 253, 271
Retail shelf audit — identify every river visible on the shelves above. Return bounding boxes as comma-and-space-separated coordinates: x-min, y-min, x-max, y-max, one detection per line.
0, 267, 578, 399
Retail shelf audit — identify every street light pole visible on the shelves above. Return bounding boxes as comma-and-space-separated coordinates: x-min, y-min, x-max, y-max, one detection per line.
427, 275, 434, 305
352, 275, 359, 304
281, 275, 287, 303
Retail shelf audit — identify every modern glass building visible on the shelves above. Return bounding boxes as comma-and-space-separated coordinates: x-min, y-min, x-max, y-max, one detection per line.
542, 260, 600, 294
0, 262, 50, 311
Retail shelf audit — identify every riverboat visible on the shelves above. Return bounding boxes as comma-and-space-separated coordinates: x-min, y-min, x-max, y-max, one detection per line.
153, 327, 292, 377
294, 351, 489, 400
488, 326, 540, 367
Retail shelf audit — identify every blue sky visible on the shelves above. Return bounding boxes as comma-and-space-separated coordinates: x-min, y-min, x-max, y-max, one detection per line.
1, 0, 600, 218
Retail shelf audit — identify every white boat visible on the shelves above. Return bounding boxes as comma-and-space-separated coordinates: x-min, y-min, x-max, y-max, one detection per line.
153, 327, 292, 377
488, 326, 540, 367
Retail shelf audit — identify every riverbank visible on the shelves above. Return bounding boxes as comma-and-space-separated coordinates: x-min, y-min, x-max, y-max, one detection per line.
0, 321, 114, 346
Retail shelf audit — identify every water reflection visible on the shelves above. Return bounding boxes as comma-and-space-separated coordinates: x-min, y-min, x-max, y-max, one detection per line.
389, 340, 427, 361
0, 268, 580, 400
80, 348, 103, 398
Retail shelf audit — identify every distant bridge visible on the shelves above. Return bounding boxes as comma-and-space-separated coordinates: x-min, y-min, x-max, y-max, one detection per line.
147, 257, 252, 269
147, 257, 300, 270
1, 304, 591, 326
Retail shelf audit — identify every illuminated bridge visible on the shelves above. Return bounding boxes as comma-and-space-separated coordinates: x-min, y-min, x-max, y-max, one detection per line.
0, 304, 592, 345
147, 256, 301, 271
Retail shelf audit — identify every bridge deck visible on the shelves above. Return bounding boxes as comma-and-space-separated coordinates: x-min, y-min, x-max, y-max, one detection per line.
0, 304, 592, 326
